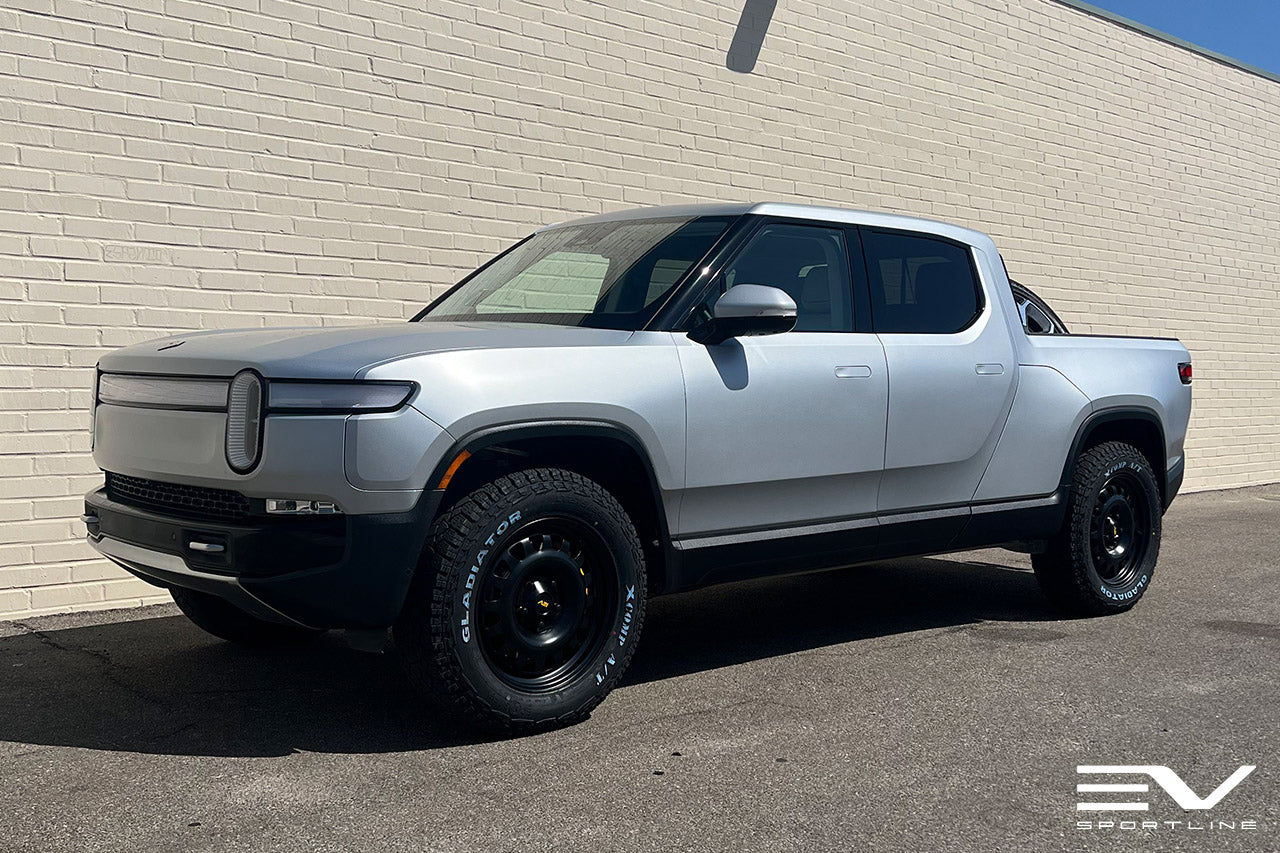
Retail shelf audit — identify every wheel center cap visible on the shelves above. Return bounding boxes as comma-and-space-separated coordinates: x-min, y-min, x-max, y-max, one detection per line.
518, 578, 562, 631
1099, 502, 1133, 557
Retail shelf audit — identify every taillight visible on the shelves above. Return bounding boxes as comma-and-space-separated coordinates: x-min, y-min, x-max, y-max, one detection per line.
1178, 362, 1192, 385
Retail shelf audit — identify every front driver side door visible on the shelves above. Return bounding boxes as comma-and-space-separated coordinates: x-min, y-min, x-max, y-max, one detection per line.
674, 221, 888, 562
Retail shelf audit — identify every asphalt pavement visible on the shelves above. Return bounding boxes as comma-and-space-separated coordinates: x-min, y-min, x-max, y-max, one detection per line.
1, 485, 1278, 852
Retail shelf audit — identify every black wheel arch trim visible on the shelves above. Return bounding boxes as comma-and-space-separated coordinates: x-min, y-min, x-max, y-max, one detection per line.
425, 419, 677, 590
1060, 407, 1172, 508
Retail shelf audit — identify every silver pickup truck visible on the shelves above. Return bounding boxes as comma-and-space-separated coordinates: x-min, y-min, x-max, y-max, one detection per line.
84, 203, 1192, 731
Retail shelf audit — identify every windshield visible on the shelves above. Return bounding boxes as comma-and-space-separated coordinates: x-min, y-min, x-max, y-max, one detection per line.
417, 215, 732, 329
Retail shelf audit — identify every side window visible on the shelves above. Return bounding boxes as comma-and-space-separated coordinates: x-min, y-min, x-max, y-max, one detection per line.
861, 231, 980, 334
714, 223, 854, 332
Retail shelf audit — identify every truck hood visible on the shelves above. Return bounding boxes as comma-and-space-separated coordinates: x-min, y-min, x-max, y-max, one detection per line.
96, 321, 637, 378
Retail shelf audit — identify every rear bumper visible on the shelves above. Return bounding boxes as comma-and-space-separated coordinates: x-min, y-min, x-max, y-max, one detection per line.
1165, 455, 1185, 510
84, 486, 442, 629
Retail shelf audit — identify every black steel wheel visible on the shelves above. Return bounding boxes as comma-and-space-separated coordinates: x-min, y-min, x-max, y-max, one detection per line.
1089, 468, 1151, 589
476, 517, 619, 692
395, 468, 646, 734
1033, 441, 1162, 615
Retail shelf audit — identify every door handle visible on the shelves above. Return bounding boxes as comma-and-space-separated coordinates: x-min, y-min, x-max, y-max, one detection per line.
835, 365, 872, 379
975, 363, 1005, 375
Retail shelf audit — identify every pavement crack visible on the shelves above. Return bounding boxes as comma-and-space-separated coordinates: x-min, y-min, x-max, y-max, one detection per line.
12, 621, 172, 709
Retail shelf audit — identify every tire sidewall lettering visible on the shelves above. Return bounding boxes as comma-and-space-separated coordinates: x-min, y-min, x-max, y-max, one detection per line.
1101, 460, 1142, 480
1099, 573, 1149, 600
459, 510, 522, 644
595, 583, 637, 686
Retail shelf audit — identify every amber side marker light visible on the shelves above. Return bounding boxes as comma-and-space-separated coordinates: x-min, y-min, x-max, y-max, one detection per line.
437, 450, 471, 489
1178, 362, 1193, 385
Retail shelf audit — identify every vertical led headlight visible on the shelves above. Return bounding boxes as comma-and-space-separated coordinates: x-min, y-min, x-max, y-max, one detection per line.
226, 370, 263, 473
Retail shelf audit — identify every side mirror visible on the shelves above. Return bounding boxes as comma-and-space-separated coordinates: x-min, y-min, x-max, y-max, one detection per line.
688, 284, 798, 346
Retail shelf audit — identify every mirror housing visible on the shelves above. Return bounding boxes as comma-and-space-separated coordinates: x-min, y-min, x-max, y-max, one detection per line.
687, 284, 798, 346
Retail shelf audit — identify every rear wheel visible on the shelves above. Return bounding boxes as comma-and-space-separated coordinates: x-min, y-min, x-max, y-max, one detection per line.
395, 468, 645, 734
1033, 441, 1162, 615
170, 587, 323, 646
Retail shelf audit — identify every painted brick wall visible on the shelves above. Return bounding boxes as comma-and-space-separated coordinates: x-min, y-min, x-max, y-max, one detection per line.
1, 0, 1278, 619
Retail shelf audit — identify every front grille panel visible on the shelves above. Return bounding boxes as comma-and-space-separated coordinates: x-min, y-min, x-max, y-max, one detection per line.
105, 472, 251, 521
97, 374, 229, 410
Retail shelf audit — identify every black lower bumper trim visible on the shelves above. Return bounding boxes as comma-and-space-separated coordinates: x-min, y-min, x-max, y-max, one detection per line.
90, 534, 306, 627
85, 487, 443, 629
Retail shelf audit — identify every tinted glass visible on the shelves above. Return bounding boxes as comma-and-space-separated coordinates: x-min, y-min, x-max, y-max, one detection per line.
1021, 299, 1055, 334
862, 231, 979, 334
710, 223, 853, 332
421, 216, 731, 330
1010, 279, 1069, 335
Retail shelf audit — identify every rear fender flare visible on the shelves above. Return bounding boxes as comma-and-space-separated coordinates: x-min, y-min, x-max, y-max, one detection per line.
1060, 407, 1168, 504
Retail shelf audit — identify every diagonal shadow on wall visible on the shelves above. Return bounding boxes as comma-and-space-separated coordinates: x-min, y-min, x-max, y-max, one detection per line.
726, 0, 778, 73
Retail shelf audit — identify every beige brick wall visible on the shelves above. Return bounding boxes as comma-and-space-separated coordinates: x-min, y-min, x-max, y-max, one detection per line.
1, 0, 1277, 619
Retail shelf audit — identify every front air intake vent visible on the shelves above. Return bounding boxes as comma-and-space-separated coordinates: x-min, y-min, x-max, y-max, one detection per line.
105, 472, 251, 521
226, 370, 263, 473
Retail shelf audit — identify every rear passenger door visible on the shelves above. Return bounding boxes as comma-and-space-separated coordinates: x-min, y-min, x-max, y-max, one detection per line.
859, 228, 1016, 534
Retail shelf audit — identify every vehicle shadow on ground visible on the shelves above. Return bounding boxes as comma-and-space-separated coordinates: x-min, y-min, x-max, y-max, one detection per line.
0, 555, 1056, 757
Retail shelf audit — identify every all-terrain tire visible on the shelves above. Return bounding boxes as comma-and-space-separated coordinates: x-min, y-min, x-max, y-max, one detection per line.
170, 587, 323, 645
1033, 441, 1162, 616
395, 468, 646, 734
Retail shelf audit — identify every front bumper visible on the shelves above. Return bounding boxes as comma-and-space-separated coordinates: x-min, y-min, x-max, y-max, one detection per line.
84, 486, 442, 629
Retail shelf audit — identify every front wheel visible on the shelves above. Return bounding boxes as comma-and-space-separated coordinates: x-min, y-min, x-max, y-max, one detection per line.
395, 468, 646, 734
1033, 441, 1162, 615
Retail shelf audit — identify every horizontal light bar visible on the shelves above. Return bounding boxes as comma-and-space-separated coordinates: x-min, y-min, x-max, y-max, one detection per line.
266, 381, 414, 412
265, 498, 341, 515
98, 374, 229, 410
